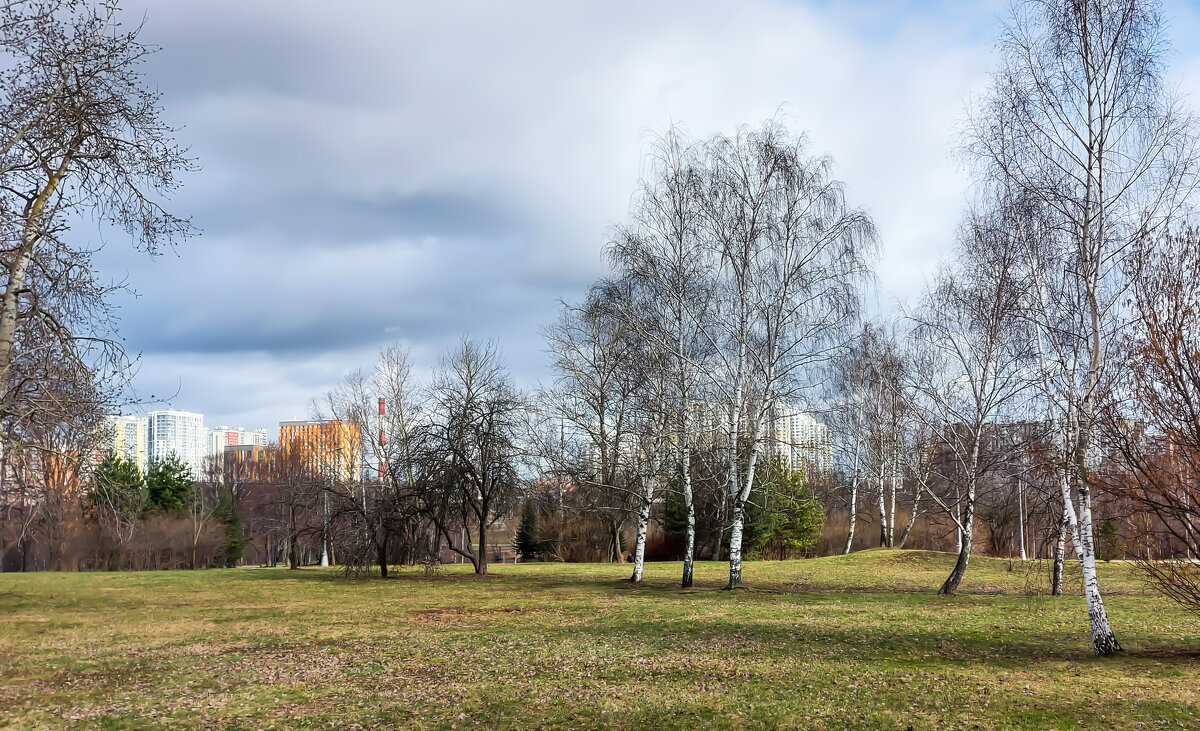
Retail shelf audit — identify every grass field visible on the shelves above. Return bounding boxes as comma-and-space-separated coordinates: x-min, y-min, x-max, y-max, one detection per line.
2, 550, 1199, 730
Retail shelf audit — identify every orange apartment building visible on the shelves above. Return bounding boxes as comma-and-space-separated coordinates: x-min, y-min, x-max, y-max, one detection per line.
277, 419, 361, 483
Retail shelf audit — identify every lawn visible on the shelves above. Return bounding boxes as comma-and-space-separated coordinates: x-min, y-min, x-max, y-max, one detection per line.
1, 550, 1198, 729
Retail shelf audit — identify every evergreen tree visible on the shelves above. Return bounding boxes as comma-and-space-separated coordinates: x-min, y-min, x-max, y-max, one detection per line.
513, 502, 541, 562
145, 453, 195, 514
89, 451, 147, 522
744, 457, 826, 560
213, 487, 246, 568
662, 477, 689, 539
1098, 519, 1123, 563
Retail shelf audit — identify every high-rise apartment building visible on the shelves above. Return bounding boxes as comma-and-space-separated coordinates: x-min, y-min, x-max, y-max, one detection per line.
147, 409, 207, 478
278, 419, 361, 482
768, 407, 832, 474
104, 415, 149, 473
208, 426, 269, 458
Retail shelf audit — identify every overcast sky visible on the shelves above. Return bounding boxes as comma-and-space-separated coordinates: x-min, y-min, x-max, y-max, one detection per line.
96, 0, 1200, 436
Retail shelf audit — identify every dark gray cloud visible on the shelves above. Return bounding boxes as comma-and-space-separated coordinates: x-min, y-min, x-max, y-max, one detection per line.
84, 0, 1200, 434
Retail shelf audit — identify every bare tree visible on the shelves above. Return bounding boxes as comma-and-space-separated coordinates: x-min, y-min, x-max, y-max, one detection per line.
606, 127, 713, 587
828, 323, 898, 553
967, 0, 1199, 655
535, 293, 644, 569
700, 122, 875, 589
1102, 226, 1200, 610
0, 0, 193, 444
420, 339, 527, 575
907, 204, 1031, 596
321, 345, 427, 578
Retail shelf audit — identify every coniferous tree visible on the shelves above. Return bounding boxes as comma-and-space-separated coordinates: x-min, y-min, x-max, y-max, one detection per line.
89, 451, 147, 545
145, 454, 195, 514
212, 487, 246, 568
513, 502, 541, 562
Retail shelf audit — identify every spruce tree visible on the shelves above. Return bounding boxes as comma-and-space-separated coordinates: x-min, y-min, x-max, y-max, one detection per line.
89, 451, 147, 518
213, 487, 246, 567
513, 502, 541, 562
145, 453, 195, 514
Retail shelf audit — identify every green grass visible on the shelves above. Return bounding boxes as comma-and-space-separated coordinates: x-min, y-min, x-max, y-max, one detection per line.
1, 550, 1198, 729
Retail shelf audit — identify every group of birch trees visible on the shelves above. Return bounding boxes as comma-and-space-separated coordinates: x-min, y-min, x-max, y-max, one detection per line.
823, 0, 1200, 656
9, 0, 1200, 665
537, 121, 876, 589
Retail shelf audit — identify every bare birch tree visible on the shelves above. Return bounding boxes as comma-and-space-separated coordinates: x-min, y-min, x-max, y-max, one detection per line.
606, 127, 713, 587
908, 205, 1031, 596
968, 0, 1199, 654
536, 293, 643, 567
700, 122, 875, 589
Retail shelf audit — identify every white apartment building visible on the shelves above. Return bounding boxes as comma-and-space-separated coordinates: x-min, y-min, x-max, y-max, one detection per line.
685, 401, 832, 474
147, 410, 207, 478
768, 407, 832, 474
104, 415, 149, 473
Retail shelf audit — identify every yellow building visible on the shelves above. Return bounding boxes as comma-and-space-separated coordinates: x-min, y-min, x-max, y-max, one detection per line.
278, 419, 361, 482
105, 415, 149, 473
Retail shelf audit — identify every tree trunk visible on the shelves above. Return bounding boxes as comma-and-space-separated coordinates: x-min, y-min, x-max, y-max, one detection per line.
939, 494, 973, 595
725, 407, 765, 588
288, 505, 300, 570
378, 534, 389, 579
631, 482, 651, 583
0, 162, 70, 388
681, 448, 695, 588
320, 492, 330, 567
686, 468, 696, 588
476, 519, 488, 575
954, 486, 963, 554
843, 480, 857, 555
896, 487, 922, 549
1017, 476, 1027, 561
888, 449, 897, 547
877, 473, 888, 547
1075, 484, 1121, 655
843, 446, 861, 555
726, 505, 746, 589
1052, 509, 1066, 596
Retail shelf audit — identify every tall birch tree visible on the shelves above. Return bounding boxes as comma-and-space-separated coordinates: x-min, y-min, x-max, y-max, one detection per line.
967, 0, 1199, 654
908, 205, 1031, 596
607, 128, 714, 587
700, 123, 875, 589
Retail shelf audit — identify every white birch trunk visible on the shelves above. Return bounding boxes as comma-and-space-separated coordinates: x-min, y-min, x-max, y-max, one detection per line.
726, 401, 765, 589
1017, 476, 1027, 561
727, 505, 746, 588
888, 447, 898, 548
681, 446, 695, 587
843, 409, 864, 555
939, 491, 973, 595
631, 478, 652, 583
320, 492, 330, 567
843, 469, 859, 555
1056, 465, 1120, 653
954, 485, 963, 554
1052, 502, 1067, 596
897, 486, 922, 549
877, 470, 888, 548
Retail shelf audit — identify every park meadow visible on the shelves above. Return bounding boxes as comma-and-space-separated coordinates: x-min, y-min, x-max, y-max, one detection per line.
3, 551, 1199, 730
